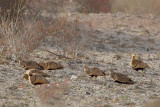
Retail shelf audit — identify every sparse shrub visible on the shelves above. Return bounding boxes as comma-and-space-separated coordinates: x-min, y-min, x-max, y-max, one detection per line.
25, 0, 71, 15
0, 0, 27, 19
0, 11, 46, 60
50, 18, 93, 59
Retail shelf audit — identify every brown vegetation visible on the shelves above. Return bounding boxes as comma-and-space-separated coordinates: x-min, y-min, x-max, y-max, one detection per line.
0, 0, 27, 19
50, 18, 93, 59
0, 12, 46, 59
0, 0, 160, 106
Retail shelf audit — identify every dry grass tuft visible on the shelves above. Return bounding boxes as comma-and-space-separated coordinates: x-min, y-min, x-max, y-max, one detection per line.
0, 12, 46, 59
50, 18, 93, 59
0, 0, 27, 19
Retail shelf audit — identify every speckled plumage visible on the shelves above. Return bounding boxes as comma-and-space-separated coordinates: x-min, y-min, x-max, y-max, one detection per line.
29, 73, 48, 85
18, 57, 43, 70
39, 60, 63, 70
22, 69, 50, 80
109, 69, 134, 84
130, 54, 150, 71
83, 65, 106, 78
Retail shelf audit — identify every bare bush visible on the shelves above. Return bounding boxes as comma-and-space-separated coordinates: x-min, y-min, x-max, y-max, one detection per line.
50, 18, 93, 59
0, 0, 27, 19
0, 12, 46, 59
25, 0, 71, 16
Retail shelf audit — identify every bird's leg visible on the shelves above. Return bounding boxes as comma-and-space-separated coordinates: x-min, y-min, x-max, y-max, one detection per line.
102, 76, 107, 86
103, 76, 106, 80
93, 76, 96, 80
89, 76, 93, 81
24, 67, 28, 70
135, 69, 139, 74
33, 84, 36, 88
142, 69, 146, 74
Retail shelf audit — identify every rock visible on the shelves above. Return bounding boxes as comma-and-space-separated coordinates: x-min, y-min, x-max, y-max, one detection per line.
86, 92, 90, 95
71, 75, 78, 80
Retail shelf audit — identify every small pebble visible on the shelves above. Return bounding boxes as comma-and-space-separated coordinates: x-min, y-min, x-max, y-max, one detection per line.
86, 92, 90, 95
71, 75, 78, 80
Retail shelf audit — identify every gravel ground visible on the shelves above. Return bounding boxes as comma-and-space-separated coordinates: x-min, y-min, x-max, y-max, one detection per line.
0, 13, 160, 107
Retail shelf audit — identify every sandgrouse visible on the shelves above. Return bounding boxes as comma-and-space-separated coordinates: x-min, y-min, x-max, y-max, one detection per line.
22, 69, 50, 80
109, 69, 134, 84
83, 65, 106, 78
18, 57, 43, 70
28, 73, 49, 85
130, 54, 150, 71
38, 60, 63, 70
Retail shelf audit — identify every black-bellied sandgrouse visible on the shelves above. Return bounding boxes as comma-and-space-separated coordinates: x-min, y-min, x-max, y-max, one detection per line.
83, 65, 106, 78
18, 57, 43, 70
38, 60, 63, 70
109, 69, 134, 84
22, 69, 50, 80
29, 73, 48, 85
130, 54, 150, 71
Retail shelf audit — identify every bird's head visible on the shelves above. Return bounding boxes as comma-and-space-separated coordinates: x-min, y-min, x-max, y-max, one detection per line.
17, 57, 24, 66
17, 57, 22, 61
22, 74, 29, 80
109, 69, 114, 74
83, 65, 88, 71
131, 54, 136, 59
38, 61, 45, 67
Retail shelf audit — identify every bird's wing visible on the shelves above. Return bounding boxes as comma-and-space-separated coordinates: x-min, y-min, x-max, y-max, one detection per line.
135, 61, 150, 68
116, 73, 130, 82
40, 72, 50, 77
110, 73, 118, 81
35, 74, 48, 84
91, 67, 104, 76
29, 75, 36, 83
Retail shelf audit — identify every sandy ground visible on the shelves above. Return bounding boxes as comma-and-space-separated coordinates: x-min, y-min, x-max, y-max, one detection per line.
0, 12, 160, 107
